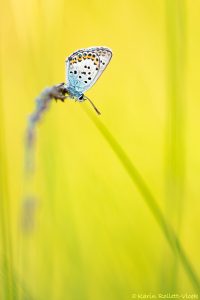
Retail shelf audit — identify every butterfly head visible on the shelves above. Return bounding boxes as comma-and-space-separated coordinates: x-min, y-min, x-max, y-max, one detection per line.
78, 94, 85, 101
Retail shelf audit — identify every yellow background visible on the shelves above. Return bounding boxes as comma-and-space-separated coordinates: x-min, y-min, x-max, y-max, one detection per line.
0, 0, 200, 299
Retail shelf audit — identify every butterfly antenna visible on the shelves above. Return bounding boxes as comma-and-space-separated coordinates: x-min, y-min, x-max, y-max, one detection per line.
84, 96, 101, 115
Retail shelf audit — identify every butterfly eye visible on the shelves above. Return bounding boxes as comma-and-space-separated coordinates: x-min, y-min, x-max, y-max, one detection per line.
88, 53, 92, 58
83, 52, 87, 56
78, 54, 82, 58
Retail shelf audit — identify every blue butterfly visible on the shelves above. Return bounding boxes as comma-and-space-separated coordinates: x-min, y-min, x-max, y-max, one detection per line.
65, 46, 112, 114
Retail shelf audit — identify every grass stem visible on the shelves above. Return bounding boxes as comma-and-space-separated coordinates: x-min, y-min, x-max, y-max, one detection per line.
83, 105, 200, 293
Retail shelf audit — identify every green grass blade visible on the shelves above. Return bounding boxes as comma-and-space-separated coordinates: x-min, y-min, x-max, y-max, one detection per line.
83, 105, 200, 293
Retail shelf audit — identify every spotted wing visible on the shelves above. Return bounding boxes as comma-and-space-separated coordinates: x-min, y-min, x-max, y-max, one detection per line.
86, 47, 112, 85
66, 49, 101, 94
66, 46, 112, 94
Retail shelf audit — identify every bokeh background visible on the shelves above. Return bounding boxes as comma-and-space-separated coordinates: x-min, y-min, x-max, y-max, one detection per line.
1, 0, 200, 299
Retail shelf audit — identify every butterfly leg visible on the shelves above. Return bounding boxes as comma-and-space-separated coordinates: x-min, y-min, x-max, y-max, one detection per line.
54, 96, 70, 102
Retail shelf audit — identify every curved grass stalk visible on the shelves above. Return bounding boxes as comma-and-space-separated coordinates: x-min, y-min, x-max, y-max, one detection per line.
25, 83, 66, 176
82, 105, 200, 293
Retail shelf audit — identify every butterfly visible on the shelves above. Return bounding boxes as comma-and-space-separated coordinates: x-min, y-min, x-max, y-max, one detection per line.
64, 46, 112, 115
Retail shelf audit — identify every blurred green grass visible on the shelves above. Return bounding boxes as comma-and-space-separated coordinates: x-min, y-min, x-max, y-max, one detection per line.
164, 0, 187, 291
1, 0, 200, 299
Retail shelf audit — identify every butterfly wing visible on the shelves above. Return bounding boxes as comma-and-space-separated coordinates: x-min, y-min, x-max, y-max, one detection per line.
66, 46, 112, 94
66, 49, 100, 94
86, 47, 112, 85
